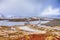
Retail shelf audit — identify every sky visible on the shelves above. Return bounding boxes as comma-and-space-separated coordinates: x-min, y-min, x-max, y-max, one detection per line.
0, 0, 60, 18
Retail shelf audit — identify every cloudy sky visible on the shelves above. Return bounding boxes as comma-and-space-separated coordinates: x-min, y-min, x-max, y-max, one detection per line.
0, 0, 60, 18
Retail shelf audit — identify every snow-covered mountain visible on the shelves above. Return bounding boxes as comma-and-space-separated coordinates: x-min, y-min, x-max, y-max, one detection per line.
0, 14, 23, 19
9, 16, 22, 19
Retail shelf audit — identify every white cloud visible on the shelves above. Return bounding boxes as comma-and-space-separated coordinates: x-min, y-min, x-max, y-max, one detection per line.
0, 0, 60, 18
40, 6, 60, 17
0, 0, 42, 17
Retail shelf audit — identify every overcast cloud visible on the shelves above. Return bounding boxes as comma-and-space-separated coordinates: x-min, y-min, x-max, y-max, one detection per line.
0, 0, 60, 18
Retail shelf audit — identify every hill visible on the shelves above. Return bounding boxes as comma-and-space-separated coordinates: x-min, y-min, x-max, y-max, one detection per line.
43, 19, 60, 26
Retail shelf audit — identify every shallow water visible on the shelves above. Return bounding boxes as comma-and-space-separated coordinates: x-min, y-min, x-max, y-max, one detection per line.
0, 20, 49, 26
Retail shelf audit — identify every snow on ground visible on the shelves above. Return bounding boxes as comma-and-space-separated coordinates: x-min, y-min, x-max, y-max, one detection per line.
19, 26, 46, 34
